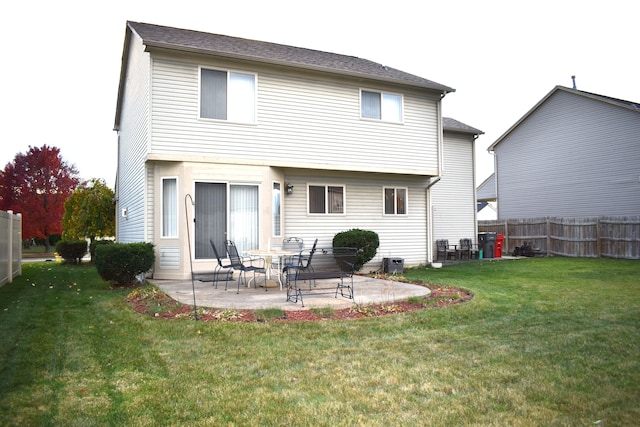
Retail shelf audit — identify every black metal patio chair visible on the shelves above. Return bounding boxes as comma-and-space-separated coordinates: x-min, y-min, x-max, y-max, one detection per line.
210, 240, 234, 290
281, 237, 304, 267
224, 240, 267, 293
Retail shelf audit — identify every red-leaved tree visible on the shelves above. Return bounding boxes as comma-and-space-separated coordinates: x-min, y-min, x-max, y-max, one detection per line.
0, 145, 80, 252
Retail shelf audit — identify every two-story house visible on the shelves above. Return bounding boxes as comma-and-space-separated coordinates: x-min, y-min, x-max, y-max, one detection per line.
433, 118, 483, 245
488, 85, 640, 219
113, 21, 472, 280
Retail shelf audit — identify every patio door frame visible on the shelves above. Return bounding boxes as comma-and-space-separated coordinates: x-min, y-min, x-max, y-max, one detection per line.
194, 181, 260, 260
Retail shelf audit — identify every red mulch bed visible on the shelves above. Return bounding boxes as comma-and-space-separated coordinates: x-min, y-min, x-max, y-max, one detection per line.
126, 280, 473, 323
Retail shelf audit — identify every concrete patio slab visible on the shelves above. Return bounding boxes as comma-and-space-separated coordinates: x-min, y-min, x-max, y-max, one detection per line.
152, 275, 431, 311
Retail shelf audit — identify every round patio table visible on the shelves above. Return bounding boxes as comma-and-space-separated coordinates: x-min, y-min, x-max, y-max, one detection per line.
245, 249, 297, 290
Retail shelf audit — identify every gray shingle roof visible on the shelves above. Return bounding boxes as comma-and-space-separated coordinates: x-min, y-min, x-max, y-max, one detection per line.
476, 173, 496, 201
578, 90, 640, 110
488, 86, 640, 152
443, 117, 483, 135
127, 21, 454, 93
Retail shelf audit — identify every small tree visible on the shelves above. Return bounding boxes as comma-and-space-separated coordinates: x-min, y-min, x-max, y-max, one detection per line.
62, 178, 115, 259
332, 229, 380, 272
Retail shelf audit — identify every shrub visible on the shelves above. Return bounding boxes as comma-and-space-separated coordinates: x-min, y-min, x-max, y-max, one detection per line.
90, 239, 113, 261
55, 240, 88, 264
332, 229, 379, 272
94, 242, 155, 286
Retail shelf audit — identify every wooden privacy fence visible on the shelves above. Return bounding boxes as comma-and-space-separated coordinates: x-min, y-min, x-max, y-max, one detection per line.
479, 216, 640, 259
0, 210, 22, 287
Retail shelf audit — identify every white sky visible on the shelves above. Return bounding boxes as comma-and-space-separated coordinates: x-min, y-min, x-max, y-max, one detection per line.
2, 0, 638, 189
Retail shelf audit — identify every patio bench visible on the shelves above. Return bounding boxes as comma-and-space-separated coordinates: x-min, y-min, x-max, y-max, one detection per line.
284, 247, 357, 307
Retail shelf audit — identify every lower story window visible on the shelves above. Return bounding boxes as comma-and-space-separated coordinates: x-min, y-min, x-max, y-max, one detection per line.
309, 184, 344, 214
384, 187, 407, 215
273, 182, 281, 237
162, 177, 178, 237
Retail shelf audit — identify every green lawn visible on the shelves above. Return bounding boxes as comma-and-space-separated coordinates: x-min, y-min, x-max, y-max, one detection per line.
1, 258, 639, 426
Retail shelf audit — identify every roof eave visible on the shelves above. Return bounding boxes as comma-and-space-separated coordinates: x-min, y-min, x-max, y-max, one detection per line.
487, 85, 640, 152
143, 40, 455, 94
443, 127, 484, 136
487, 86, 563, 152
113, 26, 133, 131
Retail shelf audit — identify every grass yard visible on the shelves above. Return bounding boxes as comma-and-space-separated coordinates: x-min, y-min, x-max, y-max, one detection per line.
1, 257, 638, 426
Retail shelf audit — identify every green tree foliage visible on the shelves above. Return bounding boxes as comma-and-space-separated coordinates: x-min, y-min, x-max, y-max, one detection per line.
0, 145, 80, 252
62, 178, 115, 247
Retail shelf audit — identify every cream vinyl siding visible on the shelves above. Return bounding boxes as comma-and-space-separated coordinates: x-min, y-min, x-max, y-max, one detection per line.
116, 33, 150, 243
282, 171, 429, 270
149, 57, 439, 175
145, 166, 155, 242
159, 246, 180, 270
495, 90, 640, 218
432, 132, 477, 245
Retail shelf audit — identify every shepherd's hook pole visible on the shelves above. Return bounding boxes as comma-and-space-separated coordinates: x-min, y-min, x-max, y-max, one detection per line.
185, 194, 198, 320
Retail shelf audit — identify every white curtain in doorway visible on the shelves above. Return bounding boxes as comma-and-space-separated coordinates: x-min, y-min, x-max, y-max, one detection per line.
229, 185, 259, 254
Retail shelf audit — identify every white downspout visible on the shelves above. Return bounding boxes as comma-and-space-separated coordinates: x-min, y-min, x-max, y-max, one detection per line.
426, 92, 447, 263
472, 134, 480, 241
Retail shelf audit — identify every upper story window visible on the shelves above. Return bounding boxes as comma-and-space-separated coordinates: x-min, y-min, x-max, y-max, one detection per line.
384, 187, 407, 215
200, 68, 256, 123
308, 184, 344, 214
361, 90, 403, 122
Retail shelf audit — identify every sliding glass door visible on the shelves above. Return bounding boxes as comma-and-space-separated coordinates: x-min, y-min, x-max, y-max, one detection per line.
194, 182, 259, 259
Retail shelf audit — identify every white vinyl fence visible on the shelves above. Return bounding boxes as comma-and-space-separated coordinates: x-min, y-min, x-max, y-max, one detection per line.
0, 210, 22, 287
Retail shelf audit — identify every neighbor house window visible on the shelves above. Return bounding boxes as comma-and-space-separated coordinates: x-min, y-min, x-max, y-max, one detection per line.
308, 185, 344, 214
273, 182, 282, 237
361, 90, 403, 122
162, 177, 178, 237
384, 187, 407, 215
200, 68, 256, 123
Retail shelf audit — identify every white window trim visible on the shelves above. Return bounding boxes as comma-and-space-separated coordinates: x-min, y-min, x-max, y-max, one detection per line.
307, 183, 346, 215
272, 181, 282, 238
383, 186, 409, 216
161, 176, 179, 238
198, 66, 258, 124
359, 88, 404, 123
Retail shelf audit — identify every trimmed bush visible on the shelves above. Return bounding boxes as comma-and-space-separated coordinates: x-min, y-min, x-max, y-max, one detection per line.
94, 242, 155, 286
90, 239, 114, 261
332, 229, 379, 272
55, 240, 88, 264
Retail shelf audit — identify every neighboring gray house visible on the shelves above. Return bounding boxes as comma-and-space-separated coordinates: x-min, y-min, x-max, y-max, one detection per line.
432, 118, 483, 247
476, 173, 497, 220
488, 86, 640, 219
113, 21, 477, 280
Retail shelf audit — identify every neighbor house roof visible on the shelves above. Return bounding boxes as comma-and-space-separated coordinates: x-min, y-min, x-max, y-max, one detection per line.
488, 86, 640, 152
443, 117, 484, 135
476, 173, 496, 201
